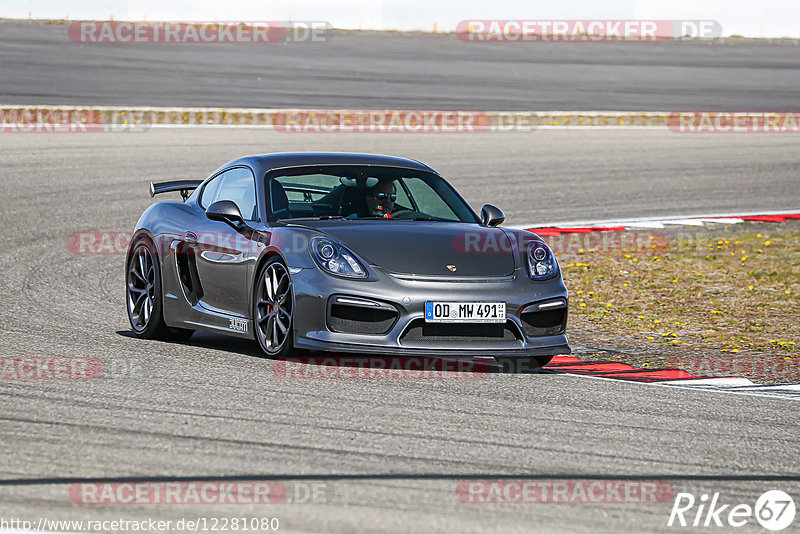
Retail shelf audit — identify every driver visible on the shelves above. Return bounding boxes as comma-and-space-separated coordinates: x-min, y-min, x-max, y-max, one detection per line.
365, 180, 396, 218
347, 179, 396, 218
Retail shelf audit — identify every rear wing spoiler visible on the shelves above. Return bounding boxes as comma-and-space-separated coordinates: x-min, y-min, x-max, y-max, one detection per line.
149, 180, 203, 201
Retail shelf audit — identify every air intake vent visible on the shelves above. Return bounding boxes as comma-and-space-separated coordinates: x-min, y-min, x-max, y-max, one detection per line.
400, 320, 521, 343
328, 304, 398, 335
520, 308, 567, 337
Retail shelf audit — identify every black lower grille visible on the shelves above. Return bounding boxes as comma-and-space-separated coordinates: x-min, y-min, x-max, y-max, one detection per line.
328, 304, 398, 335
400, 320, 521, 343
520, 308, 567, 337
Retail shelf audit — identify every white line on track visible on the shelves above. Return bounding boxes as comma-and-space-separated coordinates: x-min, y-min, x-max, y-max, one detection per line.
557, 371, 800, 400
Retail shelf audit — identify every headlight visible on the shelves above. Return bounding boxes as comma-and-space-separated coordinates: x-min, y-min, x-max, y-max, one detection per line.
309, 237, 367, 278
526, 241, 558, 280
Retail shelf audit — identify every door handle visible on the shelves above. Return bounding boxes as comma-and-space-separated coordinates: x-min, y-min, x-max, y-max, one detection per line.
184, 231, 197, 248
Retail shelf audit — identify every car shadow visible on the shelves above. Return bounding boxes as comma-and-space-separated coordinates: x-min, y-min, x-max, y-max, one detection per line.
116, 330, 555, 375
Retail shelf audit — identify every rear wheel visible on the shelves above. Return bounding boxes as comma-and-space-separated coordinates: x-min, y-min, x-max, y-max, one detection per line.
126, 236, 193, 341
254, 258, 294, 358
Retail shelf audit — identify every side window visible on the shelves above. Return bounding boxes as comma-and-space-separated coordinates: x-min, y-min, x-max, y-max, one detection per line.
202, 168, 258, 221
400, 177, 459, 220
200, 175, 222, 208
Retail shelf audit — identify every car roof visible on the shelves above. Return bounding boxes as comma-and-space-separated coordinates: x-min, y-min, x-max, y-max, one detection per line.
220, 152, 438, 175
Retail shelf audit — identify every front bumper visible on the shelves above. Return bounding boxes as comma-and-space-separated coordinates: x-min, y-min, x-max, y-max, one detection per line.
291, 266, 571, 357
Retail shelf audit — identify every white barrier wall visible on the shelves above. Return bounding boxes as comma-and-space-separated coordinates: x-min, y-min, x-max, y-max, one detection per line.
4, 0, 799, 38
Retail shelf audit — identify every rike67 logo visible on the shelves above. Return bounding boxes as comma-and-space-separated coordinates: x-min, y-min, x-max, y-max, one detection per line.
668, 490, 795, 531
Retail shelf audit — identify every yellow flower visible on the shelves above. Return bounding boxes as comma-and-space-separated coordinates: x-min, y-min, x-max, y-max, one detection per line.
632, 258, 638, 262
654, 319, 661, 323
576, 290, 583, 294
638, 315, 645, 319
647, 336, 654, 340
731, 349, 739, 353
757, 233, 762, 238
623, 283, 628, 287
764, 240, 771, 246
741, 256, 747, 261
625, 254, 631, 259
588, 291, 595, 295
579, 302, 586, 307
748, 285, 754, 290
786, 290, 791, 294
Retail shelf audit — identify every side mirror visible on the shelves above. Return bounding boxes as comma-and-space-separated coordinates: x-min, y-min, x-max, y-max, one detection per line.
206, 200, 245, 229
480, 204, 505, 227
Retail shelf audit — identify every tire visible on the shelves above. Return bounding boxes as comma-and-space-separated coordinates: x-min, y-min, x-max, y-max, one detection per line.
253, 257, 295, 358
126, 235, 194, 341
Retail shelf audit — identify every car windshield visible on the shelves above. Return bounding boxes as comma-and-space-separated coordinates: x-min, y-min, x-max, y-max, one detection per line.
268, 165, 480, 223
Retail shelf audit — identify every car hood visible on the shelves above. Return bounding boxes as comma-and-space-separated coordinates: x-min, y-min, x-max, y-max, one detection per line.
294, 220, 517, 277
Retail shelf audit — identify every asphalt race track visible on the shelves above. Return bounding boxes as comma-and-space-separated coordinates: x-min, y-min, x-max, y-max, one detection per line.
0, 130, 798, 532
1, 21, 800, 110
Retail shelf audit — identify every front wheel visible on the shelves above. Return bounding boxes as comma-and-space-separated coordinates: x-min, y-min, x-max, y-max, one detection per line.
126, 236, 193, 341
254, 258, 294, 358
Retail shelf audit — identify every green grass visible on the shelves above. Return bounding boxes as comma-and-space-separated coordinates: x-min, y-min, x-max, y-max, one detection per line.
555, 221, 799, 382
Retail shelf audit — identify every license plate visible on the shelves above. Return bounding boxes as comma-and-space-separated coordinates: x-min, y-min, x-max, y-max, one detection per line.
425, 302, 506, 323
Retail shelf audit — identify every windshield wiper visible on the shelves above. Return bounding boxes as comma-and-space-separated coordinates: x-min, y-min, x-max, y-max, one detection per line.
282, 215, 348, 221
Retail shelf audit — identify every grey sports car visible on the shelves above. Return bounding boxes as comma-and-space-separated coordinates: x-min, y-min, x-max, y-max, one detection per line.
126, 152, 570, 365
